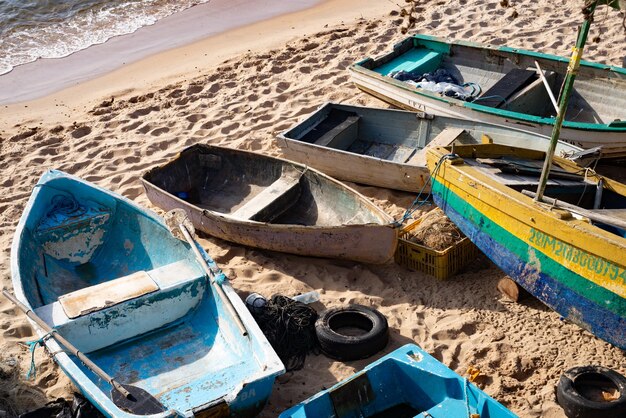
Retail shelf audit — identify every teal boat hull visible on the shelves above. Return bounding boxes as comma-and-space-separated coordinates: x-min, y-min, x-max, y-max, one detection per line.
279, 344, 516, 418
10, 170, 284, 417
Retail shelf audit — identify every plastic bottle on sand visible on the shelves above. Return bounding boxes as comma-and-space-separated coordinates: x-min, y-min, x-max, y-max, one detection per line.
292, 291, 320, 304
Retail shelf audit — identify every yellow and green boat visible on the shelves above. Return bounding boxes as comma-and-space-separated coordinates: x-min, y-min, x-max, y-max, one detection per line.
426, 143, 626, 349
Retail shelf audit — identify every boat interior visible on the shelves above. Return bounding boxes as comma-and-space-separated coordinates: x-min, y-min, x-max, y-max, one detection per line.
451, 145, 626, 238
282, 103, 577, 164
364, 36, 626, 125
16, 173, 268, 414
143, 144, 385, 226
284, 346, 508, 418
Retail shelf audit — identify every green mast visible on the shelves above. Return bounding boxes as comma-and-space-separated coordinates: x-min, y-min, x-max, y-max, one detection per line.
535, 1, 600, 202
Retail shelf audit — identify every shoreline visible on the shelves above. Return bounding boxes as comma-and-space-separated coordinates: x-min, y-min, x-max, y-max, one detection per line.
0, 0, 391, 130
0, 0, 322, 105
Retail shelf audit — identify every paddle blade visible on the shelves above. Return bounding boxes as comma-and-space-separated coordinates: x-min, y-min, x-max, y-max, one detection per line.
111, 384, 166, 415
164, 208, 195, 240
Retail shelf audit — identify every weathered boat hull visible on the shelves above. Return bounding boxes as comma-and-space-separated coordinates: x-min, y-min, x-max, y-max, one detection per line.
279, 344, 517, 418
11, 170, 284, 417
278, 102, 582, 192
350, 34, 626, 156
142, 145, 397, 264
426, 145, 626, 349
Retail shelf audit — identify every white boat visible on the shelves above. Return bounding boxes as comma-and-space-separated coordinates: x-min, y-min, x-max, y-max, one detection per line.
278, 102, 583, 192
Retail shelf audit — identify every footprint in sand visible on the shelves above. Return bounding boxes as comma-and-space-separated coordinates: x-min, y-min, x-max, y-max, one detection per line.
275, 81, 290, 92
123, 186, 143, 200
151, 127, 169, 136
137, 124, 152, 134
146, 140, 173, 153
312, 72, 333, 82
175, 97, 190, 106
10, 128, 39, 141
288, 54, 304, 64
4, 323, 34, 338
333, 75, 350, 85
298, 66, 312, 74
186, 114, 205, 125
301, 42, 320, 52
220, 123, 240, 135
186, 84, 204, 95
123, 156, 141, 165
168, 89, 184, 98
122, 121, 143, 132
128, 105, 159, 119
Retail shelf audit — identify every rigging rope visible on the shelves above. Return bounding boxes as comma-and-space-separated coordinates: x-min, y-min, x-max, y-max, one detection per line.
392, 153, 458, 227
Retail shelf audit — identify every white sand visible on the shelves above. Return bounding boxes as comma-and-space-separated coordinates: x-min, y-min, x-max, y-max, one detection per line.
1, 1, 625, 417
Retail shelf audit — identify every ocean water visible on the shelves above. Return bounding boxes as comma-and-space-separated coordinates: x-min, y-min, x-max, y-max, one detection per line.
0, 0, 212, 75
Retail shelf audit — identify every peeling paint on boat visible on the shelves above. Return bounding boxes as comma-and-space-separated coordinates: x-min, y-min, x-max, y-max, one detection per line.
42, 223, 107, 263
10, 170, 285, 417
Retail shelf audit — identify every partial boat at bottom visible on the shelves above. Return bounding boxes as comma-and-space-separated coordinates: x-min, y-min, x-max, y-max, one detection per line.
426, 144, 626, 349
279, 344, 516, 418
10, 170, 284, 417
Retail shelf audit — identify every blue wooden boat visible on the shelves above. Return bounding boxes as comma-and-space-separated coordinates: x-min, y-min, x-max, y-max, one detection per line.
10, 170, 284, 417
279, 344, 516, 418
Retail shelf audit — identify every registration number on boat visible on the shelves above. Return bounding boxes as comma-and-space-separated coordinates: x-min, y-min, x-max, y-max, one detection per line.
529, 228, 626, 283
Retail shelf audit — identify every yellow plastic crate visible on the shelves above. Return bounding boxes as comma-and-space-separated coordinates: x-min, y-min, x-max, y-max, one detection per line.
395, 217, 479, 280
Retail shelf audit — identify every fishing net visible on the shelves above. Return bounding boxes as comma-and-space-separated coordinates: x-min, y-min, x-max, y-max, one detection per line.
407, 207, 464, 251
248, 295, 318, 371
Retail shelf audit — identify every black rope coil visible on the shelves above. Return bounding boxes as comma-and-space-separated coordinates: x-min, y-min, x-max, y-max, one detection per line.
248, 295, 318, 371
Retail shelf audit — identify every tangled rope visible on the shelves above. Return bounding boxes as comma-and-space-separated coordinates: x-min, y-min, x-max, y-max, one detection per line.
25, 332, 53, 379
392, 153, 458, 227
249, 295, 318, 371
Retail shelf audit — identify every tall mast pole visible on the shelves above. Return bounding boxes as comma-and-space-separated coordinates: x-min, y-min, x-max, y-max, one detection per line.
535, 1, 598, 201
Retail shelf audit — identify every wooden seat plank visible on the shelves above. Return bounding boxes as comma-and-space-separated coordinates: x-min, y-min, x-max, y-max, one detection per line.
405, 127, 466, 166
232, 167, 303, 222
58, 271, 159, 319
314, 115, 360, 149
477, 69, 537, 108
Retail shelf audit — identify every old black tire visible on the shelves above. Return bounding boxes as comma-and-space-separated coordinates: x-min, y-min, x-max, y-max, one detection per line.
315, 304, 388, 361
556, 366, 626, 418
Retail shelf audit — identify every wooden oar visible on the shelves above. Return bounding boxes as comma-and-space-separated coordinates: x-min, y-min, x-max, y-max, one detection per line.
165, 209, 248, 337
2, 290, 166, 415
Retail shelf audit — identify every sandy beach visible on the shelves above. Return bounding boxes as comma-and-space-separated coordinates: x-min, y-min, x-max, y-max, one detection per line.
1, 0, 625, 417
